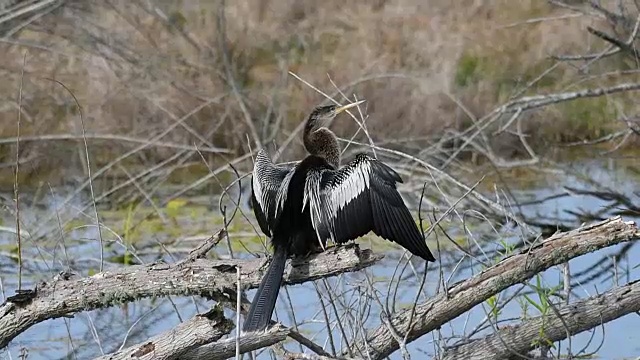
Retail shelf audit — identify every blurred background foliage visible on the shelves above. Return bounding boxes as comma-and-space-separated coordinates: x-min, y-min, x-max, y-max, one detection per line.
0, 0, 638, 190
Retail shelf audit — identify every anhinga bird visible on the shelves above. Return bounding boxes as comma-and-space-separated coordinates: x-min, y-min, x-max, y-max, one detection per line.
244, 100, 436, 332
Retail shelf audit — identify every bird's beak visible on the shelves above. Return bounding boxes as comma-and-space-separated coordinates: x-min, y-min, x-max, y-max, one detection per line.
334, 100, 366, 115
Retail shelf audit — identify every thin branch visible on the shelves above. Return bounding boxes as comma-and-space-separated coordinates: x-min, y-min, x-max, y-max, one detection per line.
13, 51, 26, 291
587, 26, 640, 57
185, 230, 227, 261
44, 78, 105, 271
0, 133, 231, 153
501, 82, 640, 112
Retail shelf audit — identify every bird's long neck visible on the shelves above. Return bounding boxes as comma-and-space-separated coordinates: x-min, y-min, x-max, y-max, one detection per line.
303, 123, 340, 169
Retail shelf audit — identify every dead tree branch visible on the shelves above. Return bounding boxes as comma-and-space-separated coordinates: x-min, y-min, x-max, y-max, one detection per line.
501, 82, 640, 113
180, 324, 290, 360
346, 217, 639, 359
93, 306, 233, 360
0, 242, 382, 348
98, 311, 290, 360
587, 26, 639, 56
441, 279, 640, 360
285, 353, 358, 360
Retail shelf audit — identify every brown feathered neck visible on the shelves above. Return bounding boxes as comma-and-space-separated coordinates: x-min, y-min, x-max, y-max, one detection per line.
303, 112, 340, 169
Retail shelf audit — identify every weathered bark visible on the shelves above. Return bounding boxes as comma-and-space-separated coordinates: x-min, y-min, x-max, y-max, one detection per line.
92, 284, 344, 359
180, 324, 290, 359
347, 217, 639, 359
93, 307, 233, 360
0, 242, 381, 348
94, 312, 290, 360
285, 353, 358, 360
441, 279, 640, 360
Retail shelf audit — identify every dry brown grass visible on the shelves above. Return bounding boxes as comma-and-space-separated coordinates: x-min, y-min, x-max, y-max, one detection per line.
0, 0, 637, 188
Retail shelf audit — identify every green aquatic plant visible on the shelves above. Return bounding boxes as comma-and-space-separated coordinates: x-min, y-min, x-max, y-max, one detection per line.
522, 274, 563, 349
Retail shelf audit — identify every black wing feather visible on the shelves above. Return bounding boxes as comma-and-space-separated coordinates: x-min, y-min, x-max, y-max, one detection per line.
314, 154, 435, 261
251, 179, 272, 237
370, 171, 435, 260
251, 149, 294, 237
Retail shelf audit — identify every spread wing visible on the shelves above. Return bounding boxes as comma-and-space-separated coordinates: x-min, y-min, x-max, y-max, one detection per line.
307, 153, 435, 261
251, 149, 295, 237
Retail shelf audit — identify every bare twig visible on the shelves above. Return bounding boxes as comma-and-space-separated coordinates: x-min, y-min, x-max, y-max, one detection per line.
0, 133, 230, 153
13, 51, 26, 291
587, 26, 639, 57
503, 82, 640, 112
184, 229, 227, 262
44, 78, 104, 271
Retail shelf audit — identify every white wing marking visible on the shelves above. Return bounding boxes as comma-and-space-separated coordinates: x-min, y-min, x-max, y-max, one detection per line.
252, 149, 295, 234
305, 170, 328, 250
303, 155, 375, 245
329, 160, 371, 217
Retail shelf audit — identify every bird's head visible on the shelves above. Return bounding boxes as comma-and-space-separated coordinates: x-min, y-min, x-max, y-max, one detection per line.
307, 100, 366, 130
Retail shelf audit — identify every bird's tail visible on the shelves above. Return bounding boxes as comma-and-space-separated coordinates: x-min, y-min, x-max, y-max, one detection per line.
242, 244, 287, 332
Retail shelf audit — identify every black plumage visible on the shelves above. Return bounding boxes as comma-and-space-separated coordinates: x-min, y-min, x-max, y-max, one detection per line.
244, 101, 436, 332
